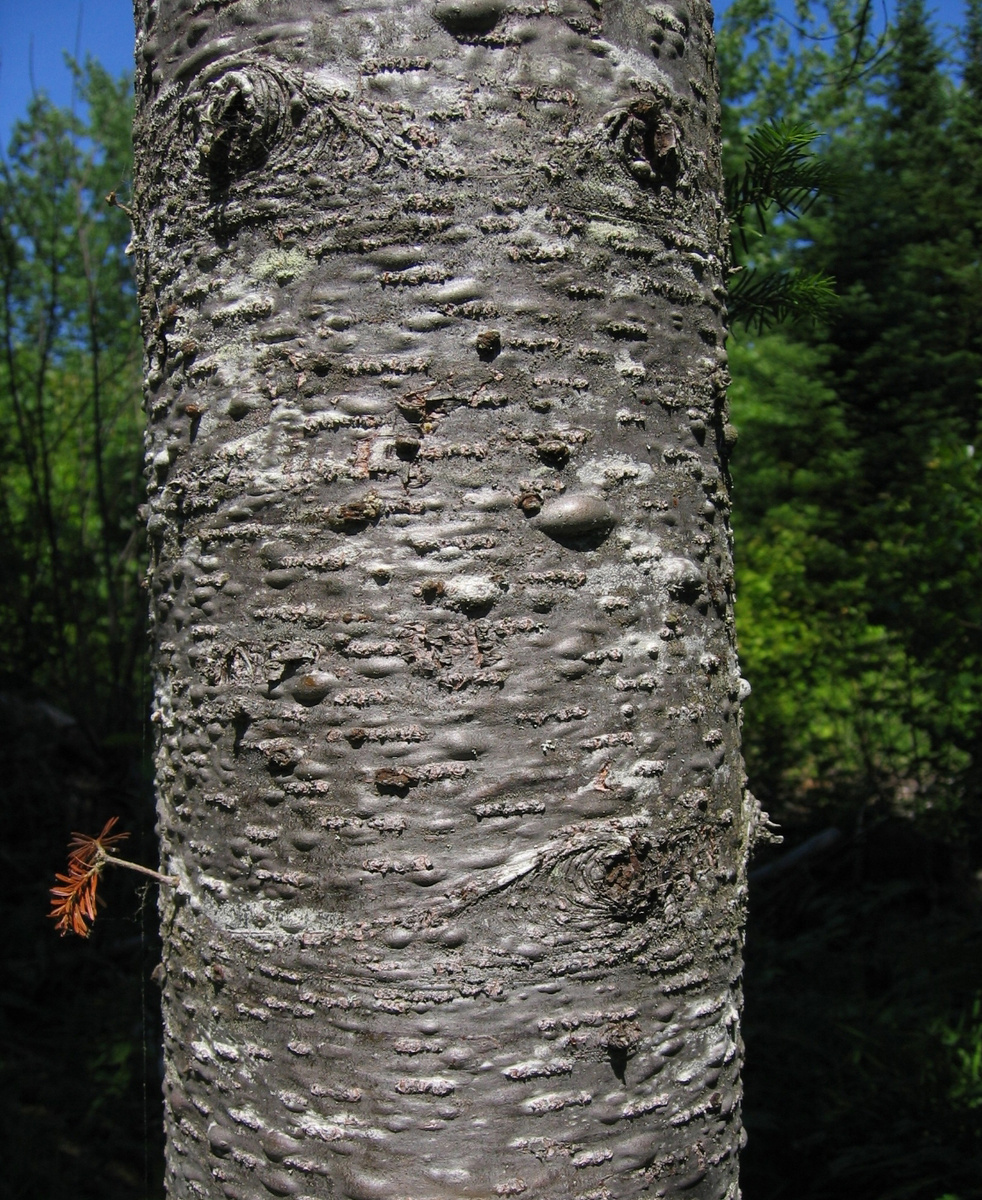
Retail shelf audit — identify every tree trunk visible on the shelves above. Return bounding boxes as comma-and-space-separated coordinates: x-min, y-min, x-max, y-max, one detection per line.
133, 1, 752, 1196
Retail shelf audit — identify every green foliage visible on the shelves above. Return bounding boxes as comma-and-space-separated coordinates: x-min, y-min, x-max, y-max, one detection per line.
719, 1, 888, 332
728, 266, 837, 333
718, 5, 982, 1198
936, 994, 982, 1113
727, 120, 837, 248
0, 63, 161, 1200
721, 0, 982, 831
723, 114, 839, 329
0, 59, 145, 735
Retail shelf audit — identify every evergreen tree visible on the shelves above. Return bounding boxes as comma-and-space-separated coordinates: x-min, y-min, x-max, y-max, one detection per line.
715, 7, 982, 1197
808, 0, 982, 819
0, 60, 145, 736
719, 0, 982, 827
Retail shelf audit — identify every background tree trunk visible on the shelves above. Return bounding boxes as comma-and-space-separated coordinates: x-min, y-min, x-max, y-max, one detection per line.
133, 0, 752, 1196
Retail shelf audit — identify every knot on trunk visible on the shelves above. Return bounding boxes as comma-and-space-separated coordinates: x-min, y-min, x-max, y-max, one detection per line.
601, 834, 657, 921
558, 827, 661, 924
198, 66, 308, 185
606, 100, 681, 190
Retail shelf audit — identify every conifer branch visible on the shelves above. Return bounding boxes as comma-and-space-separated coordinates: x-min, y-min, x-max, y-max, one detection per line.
727, 121, 837, 253
49, 817, 178, 938
728, 268, 837, 332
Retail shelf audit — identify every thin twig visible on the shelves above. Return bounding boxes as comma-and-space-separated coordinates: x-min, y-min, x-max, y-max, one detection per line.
98, 852, 179, 886
105, 189, 134, 219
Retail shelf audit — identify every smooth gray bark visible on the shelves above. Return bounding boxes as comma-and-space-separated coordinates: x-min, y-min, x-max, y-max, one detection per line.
133, 1, 755, 1196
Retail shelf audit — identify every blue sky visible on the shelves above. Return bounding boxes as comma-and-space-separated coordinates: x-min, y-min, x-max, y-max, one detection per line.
0, 0, 973, 145
0, 0, 133, 140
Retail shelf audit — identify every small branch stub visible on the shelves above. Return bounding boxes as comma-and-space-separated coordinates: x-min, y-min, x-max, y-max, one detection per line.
105, 189, 134, 219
